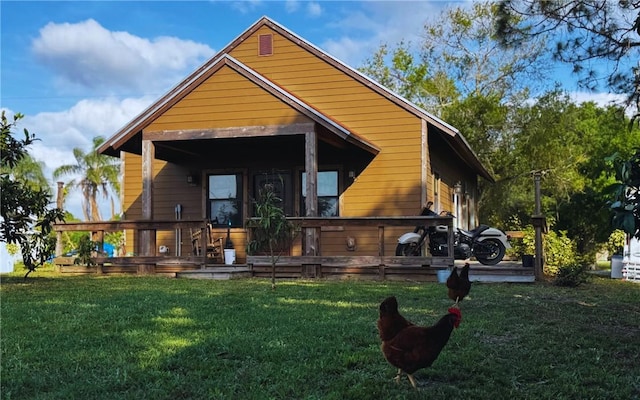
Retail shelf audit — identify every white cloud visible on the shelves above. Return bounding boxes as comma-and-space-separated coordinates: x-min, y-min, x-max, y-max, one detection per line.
228, 0, 263, 14
31, 19, 214, 94
319, 1, 452, 67
570, 91, 626, 107
307, 2, 322, 17
285, 0, 299, 13
10, 96, 154, 219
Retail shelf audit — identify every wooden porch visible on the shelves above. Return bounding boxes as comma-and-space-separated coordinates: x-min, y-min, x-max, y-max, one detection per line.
52, 216, 534, 282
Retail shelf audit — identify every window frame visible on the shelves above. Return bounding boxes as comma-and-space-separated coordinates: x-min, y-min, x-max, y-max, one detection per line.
207, 172, 243, 228
299, 169, 340, 217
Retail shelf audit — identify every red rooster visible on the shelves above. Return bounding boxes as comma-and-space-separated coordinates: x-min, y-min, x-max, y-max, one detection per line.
378, 297, 462, 389
377, 296, 414, 341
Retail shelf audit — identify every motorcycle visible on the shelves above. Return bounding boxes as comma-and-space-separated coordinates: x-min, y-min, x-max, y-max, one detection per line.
395, 204, 511, 265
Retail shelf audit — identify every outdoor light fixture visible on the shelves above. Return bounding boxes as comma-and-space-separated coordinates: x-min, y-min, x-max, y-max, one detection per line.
454, 181, 463, 195
186, 174, 198, 186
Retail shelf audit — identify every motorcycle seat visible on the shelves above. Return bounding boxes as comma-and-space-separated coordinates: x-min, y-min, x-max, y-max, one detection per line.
459, 224, 490, 239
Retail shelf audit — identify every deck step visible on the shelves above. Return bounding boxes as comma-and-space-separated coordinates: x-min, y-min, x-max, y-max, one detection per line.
176, 266, 251, 280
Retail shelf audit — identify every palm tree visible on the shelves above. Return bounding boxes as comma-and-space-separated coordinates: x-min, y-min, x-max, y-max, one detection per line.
53, 136, 120, 221
0, 153, 50, 192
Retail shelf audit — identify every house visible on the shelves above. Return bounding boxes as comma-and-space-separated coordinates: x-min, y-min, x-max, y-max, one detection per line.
97, 16, 493, 267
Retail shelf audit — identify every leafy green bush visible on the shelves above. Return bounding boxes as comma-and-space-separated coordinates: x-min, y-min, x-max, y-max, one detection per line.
606, 229, 626, 256
74, 235, 96, 266
543, 230, 577, 276
516, 227, 578, 276
553, 263, 590, 286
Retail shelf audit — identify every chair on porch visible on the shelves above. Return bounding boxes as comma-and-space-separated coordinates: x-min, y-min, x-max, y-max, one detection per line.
190, 224, 224, 263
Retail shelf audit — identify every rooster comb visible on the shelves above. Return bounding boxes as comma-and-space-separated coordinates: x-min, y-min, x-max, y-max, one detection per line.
448, 307, 462, 328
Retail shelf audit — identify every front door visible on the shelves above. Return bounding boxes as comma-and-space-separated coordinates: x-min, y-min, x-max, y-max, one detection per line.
252, 171, 293, 216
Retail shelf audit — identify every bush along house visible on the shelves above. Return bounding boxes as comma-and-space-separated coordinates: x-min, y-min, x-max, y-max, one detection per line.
90, 16, 494, 278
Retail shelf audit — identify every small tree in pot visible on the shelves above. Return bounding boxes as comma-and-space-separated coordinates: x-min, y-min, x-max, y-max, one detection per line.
246, 182, 298, 290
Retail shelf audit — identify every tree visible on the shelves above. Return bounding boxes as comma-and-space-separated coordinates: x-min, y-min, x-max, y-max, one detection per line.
0, 152, 49, 192
246, 181, 298, 290
53, 136, 120, 221
495, 0, 640, 124
1, 111, 65, 279
359, 42, 459, 113
360, 2, 549, 113
609, 148, 640, 240
359, 2, 549, 182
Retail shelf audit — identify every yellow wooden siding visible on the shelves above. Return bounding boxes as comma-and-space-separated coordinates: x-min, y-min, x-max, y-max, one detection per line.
147, 66, 309, 131
229, 27, 423, 218
123, 152, 204, 256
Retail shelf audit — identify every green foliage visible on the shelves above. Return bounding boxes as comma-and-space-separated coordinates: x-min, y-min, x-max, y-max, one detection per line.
606, 229, 627, 256
553, 263, 590, 287
607, 148, 640, 240
1, 111, 65, 279
6, 242, 19, 256
74, 235, 96, 267
495, 0, 640, 123
246, 180, 299, 289
53, 136, 121, 221
358, 1, 639, 262
543, 230, 578, 276
515, 227, 578, 276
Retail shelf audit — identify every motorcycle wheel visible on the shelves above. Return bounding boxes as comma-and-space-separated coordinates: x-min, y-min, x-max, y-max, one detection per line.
396, 242, 420, 256
474, 238, 506, 265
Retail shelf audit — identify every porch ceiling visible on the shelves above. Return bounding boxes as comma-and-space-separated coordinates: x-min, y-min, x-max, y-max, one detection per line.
148, 131, 372, 166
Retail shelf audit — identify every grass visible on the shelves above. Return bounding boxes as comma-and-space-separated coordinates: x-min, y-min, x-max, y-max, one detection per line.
1, 270, 639, 400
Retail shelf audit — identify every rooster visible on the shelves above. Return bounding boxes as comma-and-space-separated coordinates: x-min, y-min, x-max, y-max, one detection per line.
446, 263, 471, 307
379, 302, 462, 389
377, 296, 414, 342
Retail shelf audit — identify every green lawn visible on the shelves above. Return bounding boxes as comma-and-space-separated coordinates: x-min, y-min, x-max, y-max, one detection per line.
1, 271, 639, 400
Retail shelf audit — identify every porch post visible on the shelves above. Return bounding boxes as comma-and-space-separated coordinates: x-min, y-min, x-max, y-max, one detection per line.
421, 119, 428, 206
139, 139, 156, 273
303, 129, 319, 277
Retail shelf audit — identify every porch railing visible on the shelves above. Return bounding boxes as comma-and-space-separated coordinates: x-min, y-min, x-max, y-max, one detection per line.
53, 215, 455, 273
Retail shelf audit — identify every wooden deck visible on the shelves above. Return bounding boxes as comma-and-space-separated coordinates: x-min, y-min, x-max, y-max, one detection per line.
56, 256, 533, 283
52, 217, 534, 282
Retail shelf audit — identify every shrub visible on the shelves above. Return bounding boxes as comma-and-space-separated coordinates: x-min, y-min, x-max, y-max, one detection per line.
543, 230, 577, 275
553, 263, 590, 287
606, 229, 626, 256
517, 227, 578, 276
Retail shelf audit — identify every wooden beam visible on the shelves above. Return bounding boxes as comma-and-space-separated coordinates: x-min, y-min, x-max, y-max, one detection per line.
143, 123, 316, 141
304, 130, 318, 256
141, 140, 155, 257
54, 219, 207, 232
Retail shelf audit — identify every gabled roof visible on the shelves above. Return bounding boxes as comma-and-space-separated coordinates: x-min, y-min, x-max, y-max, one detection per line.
98, 16, 492, 182
98, 53, 379, 157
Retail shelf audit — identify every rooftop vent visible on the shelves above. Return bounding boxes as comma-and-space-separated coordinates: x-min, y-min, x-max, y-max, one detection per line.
259, 34, 273, 56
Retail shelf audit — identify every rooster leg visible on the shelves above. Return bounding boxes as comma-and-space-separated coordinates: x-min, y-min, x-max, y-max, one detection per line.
393, 368, 403, 383
454, 296, 460, 308
407, 374, 418, 389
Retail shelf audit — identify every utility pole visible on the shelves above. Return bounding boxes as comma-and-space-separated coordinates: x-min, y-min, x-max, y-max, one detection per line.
55, 182, 64, 257
531, 171, 546, 281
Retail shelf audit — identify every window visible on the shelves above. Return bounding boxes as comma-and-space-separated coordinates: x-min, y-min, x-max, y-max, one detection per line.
208, 174, 242, 227
301, 170, 338, 217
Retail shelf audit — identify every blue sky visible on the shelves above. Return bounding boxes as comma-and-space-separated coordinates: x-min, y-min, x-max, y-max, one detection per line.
0, 0, 622, 219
